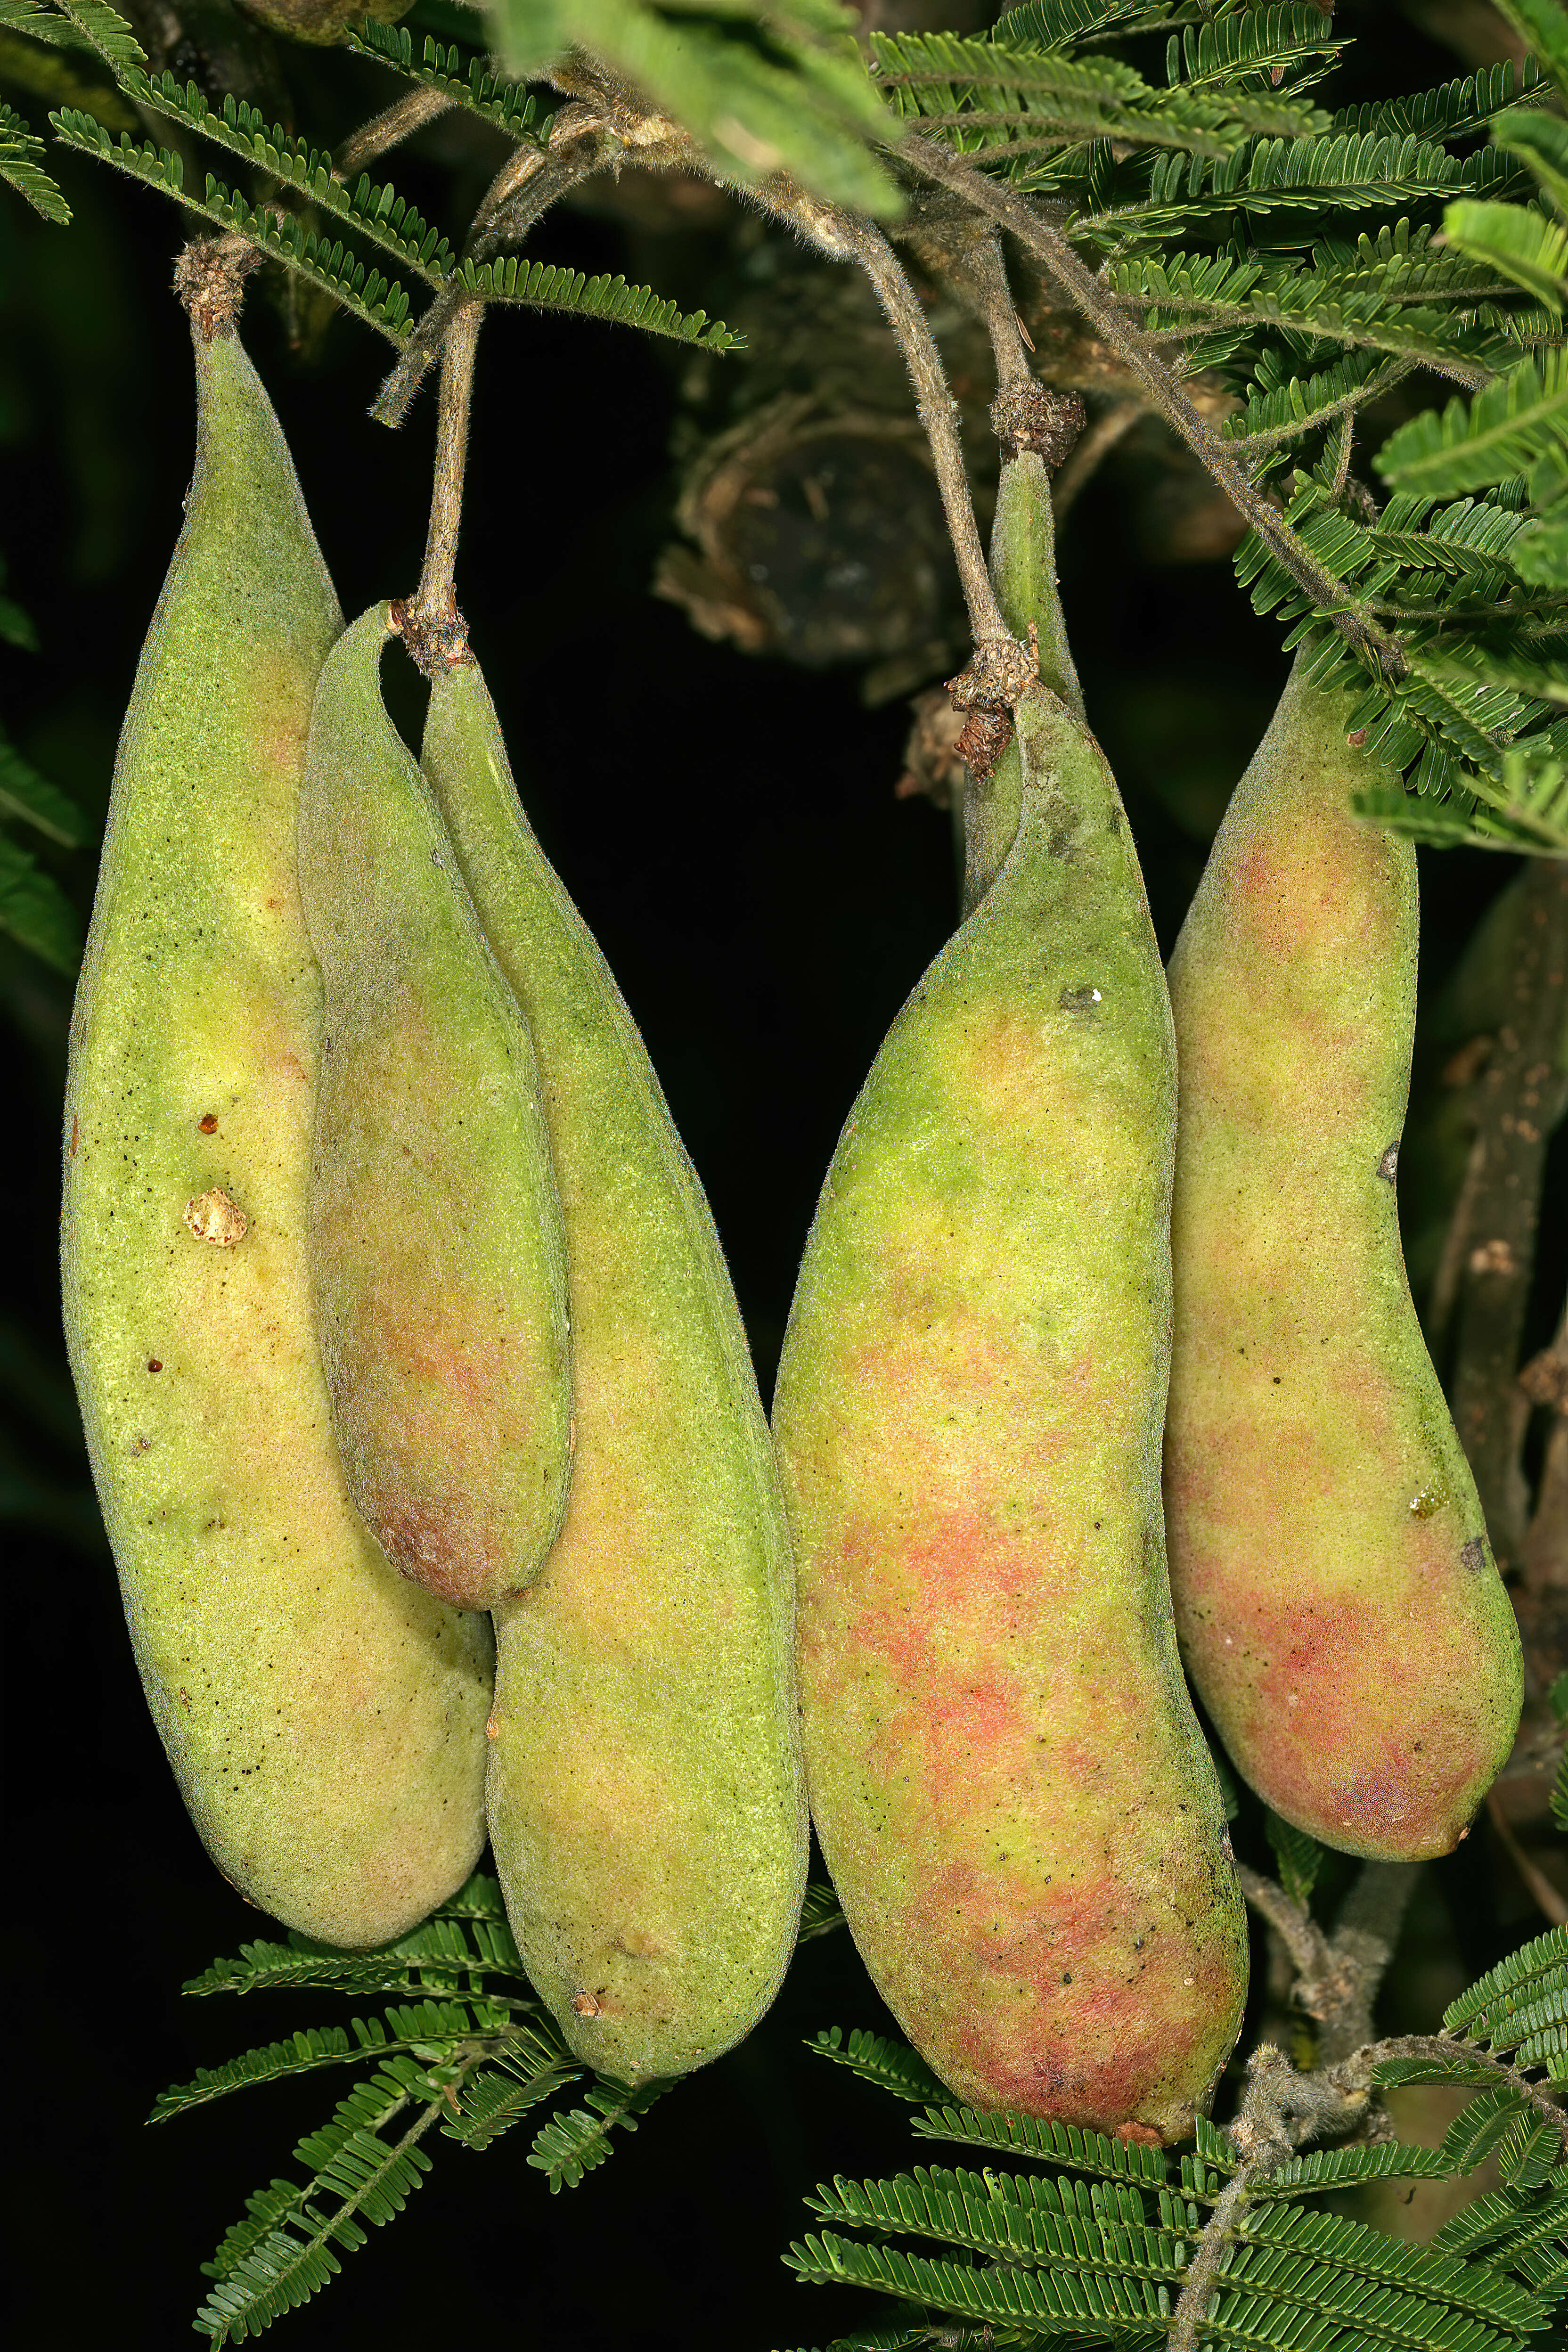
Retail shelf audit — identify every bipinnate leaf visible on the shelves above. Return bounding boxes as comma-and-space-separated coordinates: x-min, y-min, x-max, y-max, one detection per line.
799, 1881, 847, 1941
1376, 353, 1568, 495
0, 832, 80, 969
0, 729, 87, 842
809, 2028, 948, 2105
528, 2078, 669, 2192
1264, 1809, 1325, 1909
1492, 0, 1568, 103
54, 0, 143, 73
0, 96, 69, 217
1442, 197, 1568, 314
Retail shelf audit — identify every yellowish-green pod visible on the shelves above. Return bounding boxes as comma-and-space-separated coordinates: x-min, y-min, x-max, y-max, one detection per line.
772, 448, 1246, 2139
1164, 658, 1522, 1859
297, 607, 571, 1612
420, 656, 807, 2083
61, 322, 492, 1947
772, 677, 1247, 2140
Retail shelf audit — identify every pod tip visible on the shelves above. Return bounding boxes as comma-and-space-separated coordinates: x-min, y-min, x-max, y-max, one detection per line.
174, 236, 261, 344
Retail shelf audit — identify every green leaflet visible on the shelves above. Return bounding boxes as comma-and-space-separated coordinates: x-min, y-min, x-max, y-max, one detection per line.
0, 830, 79, 968
0, 95, 68, 217
0, 727, 85, 843
784, 1930, 1567, 2352
153, 1868, 687, 2337
527, 2080, 670, 2193
1263, 1811, 1325, 1910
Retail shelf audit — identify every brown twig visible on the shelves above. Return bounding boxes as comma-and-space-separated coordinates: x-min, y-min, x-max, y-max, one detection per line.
396, 301, 482, 675
1051, 396, 1144, 522
898, 133, 1406, 677
750, 177, 1011, 659
1168, 2044, 1369, 2352
1340, 2034, 1568, 2161
373, 109, 615, 429
1236, 1859, 1421, 2064
1448, 859, 1568, 1568
335, 86, 453, 182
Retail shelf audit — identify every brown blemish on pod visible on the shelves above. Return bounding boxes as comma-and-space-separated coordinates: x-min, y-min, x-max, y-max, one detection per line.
184, 1186, 247, 1246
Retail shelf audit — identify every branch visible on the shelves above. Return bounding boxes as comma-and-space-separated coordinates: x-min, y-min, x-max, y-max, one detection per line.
897, 134, 1407, 677
1235, 1862, 1331, 1988
1343, 2033, 1568, 2161
1169, 2044, 1369, 2352
1237, 1860, 1421, 2064
1052, 396, 1143, 521
372, 106, 614, 428
335, 85, 452, 182
1449, 858, 1568, 1568
396, 298, 481, 674
749, 174, 1012, 661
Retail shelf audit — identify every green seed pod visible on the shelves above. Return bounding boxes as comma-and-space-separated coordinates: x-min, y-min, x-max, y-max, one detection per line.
961, 447, 1082, 917
772, 665, 1248, 2138
419, 657, 807, 2083
61, 319, 492, 1948
1164, 658, 1523, 1859
297, 607, 571, 1612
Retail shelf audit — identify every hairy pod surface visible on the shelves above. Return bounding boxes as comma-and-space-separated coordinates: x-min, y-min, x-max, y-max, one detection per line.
297, 607, 570, 1611
61, 327, 492, 1947
772, 683, 1248, 2141
420, 660, 807, 2082
1164, 660, 1522, 1859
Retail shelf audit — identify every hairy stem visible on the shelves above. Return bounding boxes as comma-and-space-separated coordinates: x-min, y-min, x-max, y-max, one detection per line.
1237, 1860, 1420, 2064
1236, 1862, 1331, 1988
1345, 2034, 1568, 2159
899, 134, 1405, 673
748, 177, 1013, 662
335, 86, 453, 182
1321, 1862, 1421, 2062
947, 219, 1035, 401
1169, 2163, 1253, 2352
400, 299, 481, 670
373, 118, 612, 429
1170, 2044, 1368, 2351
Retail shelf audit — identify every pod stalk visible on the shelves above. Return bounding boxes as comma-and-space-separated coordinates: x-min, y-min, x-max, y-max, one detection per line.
400, 300, 482, 675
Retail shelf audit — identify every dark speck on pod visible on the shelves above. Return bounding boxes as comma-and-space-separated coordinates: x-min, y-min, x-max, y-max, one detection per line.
1377, 1142, 1400, 1181
1060, 984, 1103, 1014
1460, 1536, 1489, 1573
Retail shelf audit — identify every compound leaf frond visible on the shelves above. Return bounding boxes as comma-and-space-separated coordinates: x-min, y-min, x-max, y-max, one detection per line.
345, 19, 551, 147
809, 2027, 950, 2105
0, 95, 69, 217
456, 253, 743, 351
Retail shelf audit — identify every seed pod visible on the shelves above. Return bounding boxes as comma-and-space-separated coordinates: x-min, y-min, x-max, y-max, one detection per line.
61, 318, 491, 1948
419, 658, 807, 2083
772, 659, 1248, 2133
1164, 659, 1522, 1859
297, 607, 571, 1611
960, 446, 1082, 917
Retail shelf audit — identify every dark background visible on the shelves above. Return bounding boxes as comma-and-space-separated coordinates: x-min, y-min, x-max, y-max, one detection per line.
1, 3, 1563, 2344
